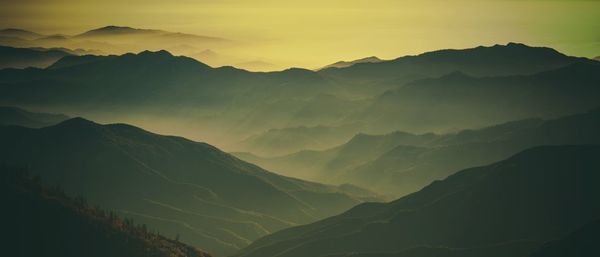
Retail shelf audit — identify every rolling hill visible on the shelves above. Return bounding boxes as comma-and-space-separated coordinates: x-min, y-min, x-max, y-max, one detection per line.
0, 117, 381, 256
2, 165, 211, 257
233, 145, 600, 257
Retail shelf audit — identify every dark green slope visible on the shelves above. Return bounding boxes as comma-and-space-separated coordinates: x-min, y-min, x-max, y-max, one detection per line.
357, 61, 600, 134
529, 220, 600, 257
0, 118, 378, 256
234, 145, 600, 257
0, 45, 73, 69
1, 165, 211, 257
0, 105, 69, 127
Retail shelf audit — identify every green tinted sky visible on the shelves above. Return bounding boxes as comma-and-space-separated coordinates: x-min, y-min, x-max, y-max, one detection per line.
1, 0, 599, 67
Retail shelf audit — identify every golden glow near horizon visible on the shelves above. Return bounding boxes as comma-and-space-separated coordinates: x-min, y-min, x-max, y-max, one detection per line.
1, 0, 599, 70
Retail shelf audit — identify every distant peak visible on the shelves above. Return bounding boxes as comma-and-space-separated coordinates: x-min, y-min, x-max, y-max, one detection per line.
442, 70, 471, 79
51, 117, 101, 131
78, 25, 160, 37
1, 28, 34, 33
506, 42, 528, 47
137, 49, 173, 57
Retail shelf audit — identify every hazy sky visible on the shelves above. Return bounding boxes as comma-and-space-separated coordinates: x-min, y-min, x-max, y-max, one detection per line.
1, 0, 599, 68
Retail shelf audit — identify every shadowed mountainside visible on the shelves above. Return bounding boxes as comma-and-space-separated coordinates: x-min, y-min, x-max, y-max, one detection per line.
0, 117, 381, 256
1, 165, 212, 257
233, 145, 600, 257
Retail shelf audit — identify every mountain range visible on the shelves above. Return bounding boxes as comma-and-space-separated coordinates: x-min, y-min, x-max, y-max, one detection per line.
237, 108, 600, 196
0, 115, 382, 256
1, 43, 598, 153
233, 145, 600, 257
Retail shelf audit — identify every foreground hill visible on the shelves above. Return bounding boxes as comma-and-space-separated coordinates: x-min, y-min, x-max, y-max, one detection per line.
2, 165, 211, 257
238, 109, 600, 196
234, 145, 600, 257
0, 106, 69, 127
0, 118, 379, 256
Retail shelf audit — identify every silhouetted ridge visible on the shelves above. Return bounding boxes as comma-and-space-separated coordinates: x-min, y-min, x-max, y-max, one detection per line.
77, 25, 160, 37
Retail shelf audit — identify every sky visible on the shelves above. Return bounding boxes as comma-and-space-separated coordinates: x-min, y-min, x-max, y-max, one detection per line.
1, 0, 599, 68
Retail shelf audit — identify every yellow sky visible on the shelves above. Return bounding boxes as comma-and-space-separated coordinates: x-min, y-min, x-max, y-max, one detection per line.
1, 0, 599, 68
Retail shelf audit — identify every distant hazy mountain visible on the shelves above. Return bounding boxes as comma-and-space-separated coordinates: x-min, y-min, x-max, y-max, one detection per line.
0, 106, 69, 127
0, 26, 231, 60
0, 45, 73, 69
0, 28, 42, 40
319, 56, 382, 70
0, 117, 381, 256
240, 109, 600, 195
2, 165, 211, 257
234, 145, 600, 257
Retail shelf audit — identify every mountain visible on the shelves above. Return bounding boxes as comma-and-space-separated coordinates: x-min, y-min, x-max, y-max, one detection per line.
2, 165, 211, 257
0, 50, 348, 146
233, 145, 600, 257
75, 25, 164, 37
0, 28, 42, 40
239, 108, 600, 196
1, 44, 598, 151
354, 61, 600, 134
0, 45, 73, 69
319, 56, 383, 70
0, 106, 69, 127
319, 43, 588, 89
594, 56, 600, 61
0, 117, 381, 256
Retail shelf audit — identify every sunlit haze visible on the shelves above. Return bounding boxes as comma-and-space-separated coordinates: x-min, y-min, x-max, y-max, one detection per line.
2, 0, 599, 70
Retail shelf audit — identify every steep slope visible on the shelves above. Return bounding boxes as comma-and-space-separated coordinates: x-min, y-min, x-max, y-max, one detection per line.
234, 145, 600, 257
0, 45, 73, 68
1, 165, 211, 257
0, 118, 379, 256
0, 106, 69, 127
